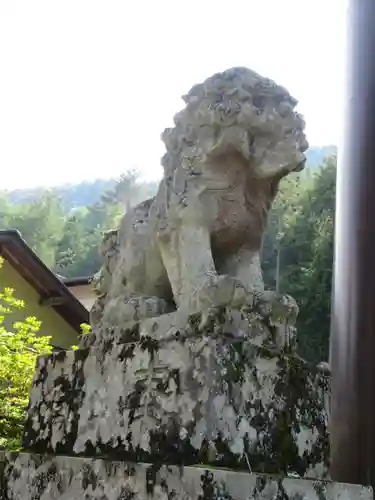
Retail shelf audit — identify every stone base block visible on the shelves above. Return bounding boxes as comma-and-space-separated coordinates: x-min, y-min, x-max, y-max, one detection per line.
23, 306, 330, 477
0, 452, 371, 500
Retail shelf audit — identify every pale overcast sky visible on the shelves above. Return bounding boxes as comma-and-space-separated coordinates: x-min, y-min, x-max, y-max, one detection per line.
0, 0, 346, 189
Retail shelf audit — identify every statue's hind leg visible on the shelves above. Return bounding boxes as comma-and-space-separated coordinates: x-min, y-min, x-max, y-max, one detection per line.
96, 234, 175, 330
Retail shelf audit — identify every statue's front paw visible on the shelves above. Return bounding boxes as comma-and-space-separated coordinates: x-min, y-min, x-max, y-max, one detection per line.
255, 291, 299, 324
252, 291, 299, 351
197, 275, 250, 310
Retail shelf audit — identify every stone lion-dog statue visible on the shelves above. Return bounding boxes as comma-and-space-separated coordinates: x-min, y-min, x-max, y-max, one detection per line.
91, 67, 308, 329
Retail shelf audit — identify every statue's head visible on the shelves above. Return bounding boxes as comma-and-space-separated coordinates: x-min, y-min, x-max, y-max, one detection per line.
161, 67, 308, 180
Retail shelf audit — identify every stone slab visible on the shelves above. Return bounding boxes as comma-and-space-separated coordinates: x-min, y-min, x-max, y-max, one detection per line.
82, 293, 299, 351
0, 452, 371, 500
23, 307, 330, 478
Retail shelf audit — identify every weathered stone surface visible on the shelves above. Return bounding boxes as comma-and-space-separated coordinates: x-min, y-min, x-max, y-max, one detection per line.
83, 291, 299, 350
1, 452, 371, 500
23, 302, 329, 478
90, 67, 308, 332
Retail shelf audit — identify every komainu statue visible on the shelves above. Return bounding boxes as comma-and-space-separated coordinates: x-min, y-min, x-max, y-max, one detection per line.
91, 67, 308, 329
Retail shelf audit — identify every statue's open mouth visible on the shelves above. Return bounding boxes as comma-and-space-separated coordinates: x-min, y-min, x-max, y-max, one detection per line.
293, 158, 307, 172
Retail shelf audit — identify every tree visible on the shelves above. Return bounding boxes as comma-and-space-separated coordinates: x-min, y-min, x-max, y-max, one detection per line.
0, 257, 52, 450
56, 170, 147, 278
100, 169, 139, 209
4, 193, 65, 268
54, 214, 90, 275
262, 156, 336, 362
285, 158, 336, 361
0, 172, 159, 280
262, 174, 308, 288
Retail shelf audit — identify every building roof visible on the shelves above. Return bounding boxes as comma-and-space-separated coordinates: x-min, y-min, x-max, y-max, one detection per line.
63, 276, 93, 287
0, 229, 89, 333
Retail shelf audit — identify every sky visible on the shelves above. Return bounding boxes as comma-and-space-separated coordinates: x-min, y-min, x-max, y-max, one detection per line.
0, 0, 346, 189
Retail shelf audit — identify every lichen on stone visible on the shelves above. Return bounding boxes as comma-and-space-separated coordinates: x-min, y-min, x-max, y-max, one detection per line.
0, 453, 371, 500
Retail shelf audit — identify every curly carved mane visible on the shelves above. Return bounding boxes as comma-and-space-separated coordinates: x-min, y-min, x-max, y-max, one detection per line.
160, 67, 307, 179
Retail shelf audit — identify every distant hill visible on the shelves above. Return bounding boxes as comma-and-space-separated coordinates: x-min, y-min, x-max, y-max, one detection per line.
2, 178, 159, 214
3, 178, 118, 212
2, 146, 336, 211
305, 145, 337, 170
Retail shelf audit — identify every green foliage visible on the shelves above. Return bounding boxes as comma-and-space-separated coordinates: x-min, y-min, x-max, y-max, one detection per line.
80, 323, 92, 335
4, 194, 65, 268
262, 156, 336, 362
54, 170, 157, 278
71, 323, 92, 351
0, 171, 156, 279
0, 257, 52, 450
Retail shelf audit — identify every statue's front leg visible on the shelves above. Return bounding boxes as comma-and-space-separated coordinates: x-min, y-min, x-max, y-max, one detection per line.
218, 247, 265, 296
158, 223, 249, 312
158, 223, 217, 312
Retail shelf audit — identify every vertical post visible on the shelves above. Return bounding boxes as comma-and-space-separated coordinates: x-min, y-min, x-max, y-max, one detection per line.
330, 0, 375, 487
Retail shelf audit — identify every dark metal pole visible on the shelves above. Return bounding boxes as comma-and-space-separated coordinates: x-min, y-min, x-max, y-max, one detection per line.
330, 0, 375, 487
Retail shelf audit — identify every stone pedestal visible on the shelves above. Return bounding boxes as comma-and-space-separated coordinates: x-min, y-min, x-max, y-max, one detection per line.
23, 303, 329, 478
1, 452, 371, 500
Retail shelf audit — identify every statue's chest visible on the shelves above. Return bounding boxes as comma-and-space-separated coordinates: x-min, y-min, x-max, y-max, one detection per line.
203, 184, 265, 231
217, 196, 257, 234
